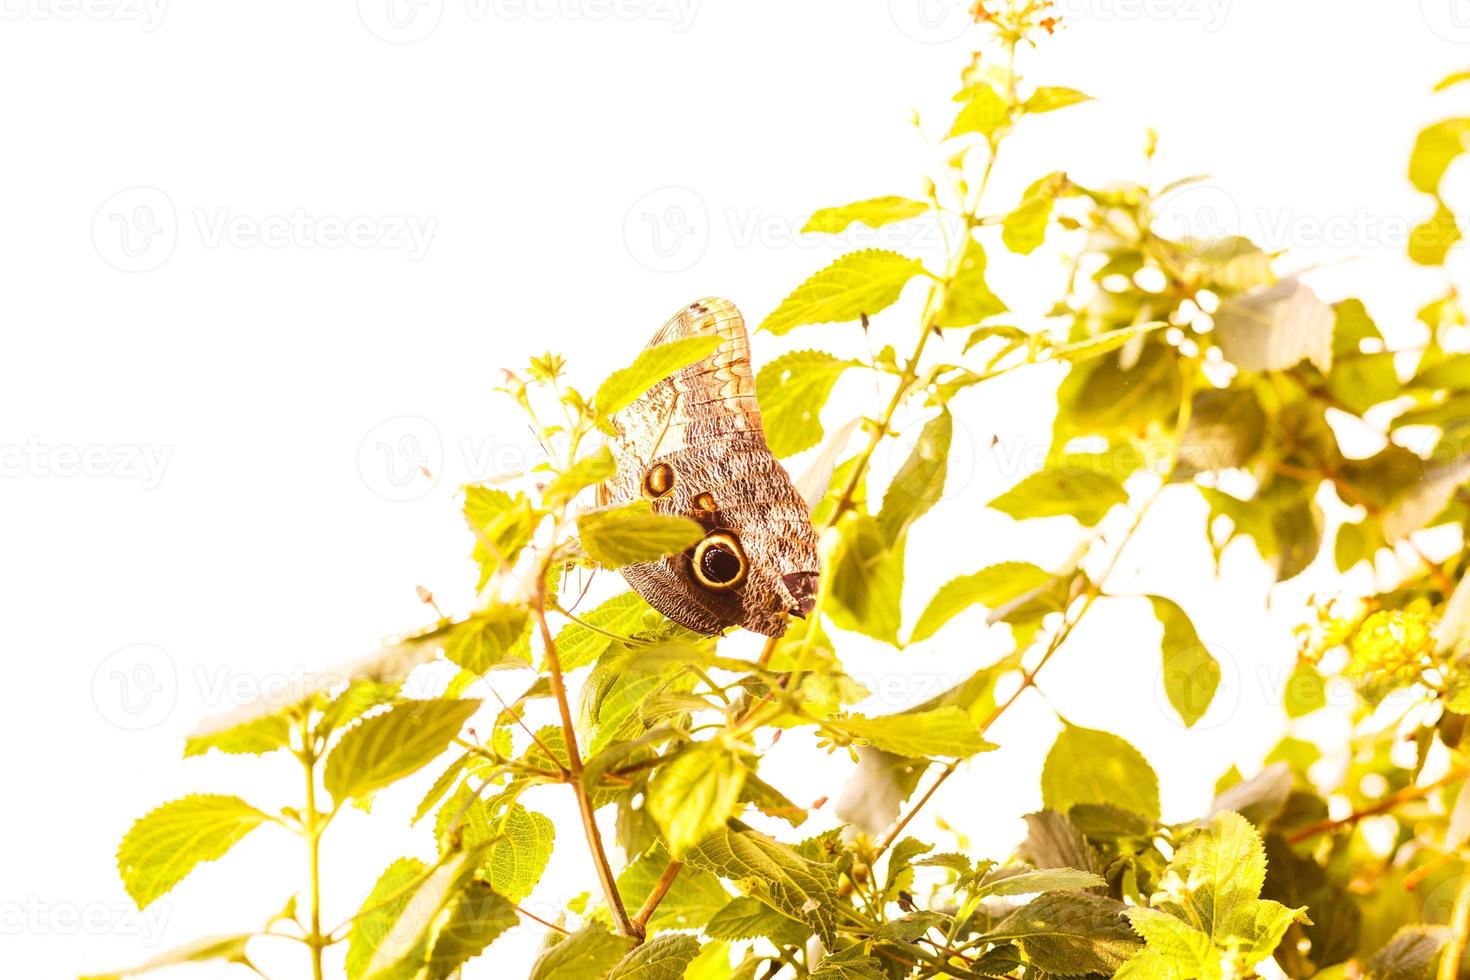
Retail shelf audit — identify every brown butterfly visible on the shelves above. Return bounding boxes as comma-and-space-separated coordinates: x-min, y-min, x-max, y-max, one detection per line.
598, 298, 820, 637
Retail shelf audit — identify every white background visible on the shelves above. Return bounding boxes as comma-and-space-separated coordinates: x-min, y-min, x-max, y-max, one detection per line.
5, 0, 1470, 976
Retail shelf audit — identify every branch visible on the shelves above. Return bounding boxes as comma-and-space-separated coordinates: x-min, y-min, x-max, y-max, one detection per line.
1286, 767, 1466, 845
631, 859, 684, 934
533, 578, 636, 938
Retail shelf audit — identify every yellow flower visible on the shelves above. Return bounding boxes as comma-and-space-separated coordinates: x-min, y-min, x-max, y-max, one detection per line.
1349, 610, 1435, 679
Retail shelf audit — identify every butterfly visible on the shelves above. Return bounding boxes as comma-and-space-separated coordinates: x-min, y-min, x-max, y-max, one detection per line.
598, 298, 820, 637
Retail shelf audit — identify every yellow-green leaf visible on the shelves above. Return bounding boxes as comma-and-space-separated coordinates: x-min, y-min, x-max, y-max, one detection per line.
608, 933, 702, 980
761, 249, 929, 335
577, 501, 704, 569
1024, 86, 1094, 113
911, 563, 1057, 643
596, 335, 723, 419
949, 84, 1010, 139
547, 446, 617, 505
324, 699, 481, 803
81, 934, 254, 980
935, 235, 1008, 328
117, 795, 271, 909
830, 707, 997, 759
1149, 596, 1220, 728
647, 742, 748, 859
802, 196, 930, 234
756, 350, 861, 457
990, 466, 1127, 527
1041, 725, 1160, 820
424, 881, 518, 980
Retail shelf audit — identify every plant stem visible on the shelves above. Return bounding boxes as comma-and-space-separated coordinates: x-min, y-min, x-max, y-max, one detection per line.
1286, 767, 1466, 845
532, 578, 636, 938
1440, 867, 1470, 980
299, 717, 326, 980
631, 859, 684, 932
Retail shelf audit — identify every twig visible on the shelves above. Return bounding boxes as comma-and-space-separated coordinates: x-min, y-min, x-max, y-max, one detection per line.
533, 578, 636, 937
515, 904, 572, 935
1286, 767, 1466, 845
631, 859, 684, 933
1439, 867, 1470, 980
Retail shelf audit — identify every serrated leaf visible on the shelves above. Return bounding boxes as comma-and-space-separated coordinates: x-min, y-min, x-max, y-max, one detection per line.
553, 592, 657, 671
756, 350, 861, 457
1002, 172, 1066, 255
324, 698, 481, 803
577, 501, 704, 569
990, 466, 1127, 527
705, 896, 811, 946
878, 409, 951, 544
1148, 596, 1220, 728
424, 881, 518, 980
347, 858, 427, 980
608, 933, 701, 980
438, 604, 530, 674
911, 562, 1056, 643
977, 867, 1108, 897
828, 707, 996, 759
981, 891, 1141, 976
529, 923, 636, 980
1160, 811, 1269, 939
1120, 907, 1217, 980
761, 250, 929, 335
596, 335, 724, 419
1042, 726, 1160, 820
647, 741, 747, 859
80, 934, 254, 980
1366, 925, 1452, 980
935, 235, 1008, 328
688, 828, 839, 947
461, 800, 556, 902
116, 795, 270, 909
464, 485, 535, 587
618, 852, 729, 932
802, 196, 930, 234
183, 709, 293, 758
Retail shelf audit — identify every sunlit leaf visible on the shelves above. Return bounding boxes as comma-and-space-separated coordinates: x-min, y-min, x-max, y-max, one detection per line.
647, 741, 748, 859
756, 350, 861, 457
1042, 726, 1160, 820
577, 501, 704, 569
324, 699, 481, 803
117, 795, 271, 909
802, 196, 929, 234
761, 250, 929, 335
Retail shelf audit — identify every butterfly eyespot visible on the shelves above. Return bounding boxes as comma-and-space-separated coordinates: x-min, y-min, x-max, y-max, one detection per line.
692, 491, 717, 512
692, 531, 746, 590
643, 462, 674, 498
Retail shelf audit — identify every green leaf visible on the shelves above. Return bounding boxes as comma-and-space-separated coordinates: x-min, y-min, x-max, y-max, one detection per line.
1003, 172, 1067, 255
324, 698, 481, 803
1410, 118, 1470, 195
755, 350, 861, 457
704, 896, 810, 946
1215, 277, 1335, 374
347, 858, 427, 980
183, 709, 293, 758
1120, 907, 1218, 980
826, 512, 905, 644
577, 501, 704, 569
438, 604, 530, 674
1366, 925, 1451, 980
81, 935, 254, 980
1148, 596, 1220, 728
949, 83, 1009, 139
990, 465, 1128, 527
935, 235, 1008, 328
1160, 811, 1270, 939
1024, 86, 1094, 113
1410, 200, 1462, 267
608, 934, 702, 980
878, 409, 951, 544
528, 923, 636, 980
116, 795, 271, 909
617, 851, 729, 931
596, 335, 724, 418
553, 591, 657, 671
911, 562, 1057, 643
828, 707, 996, 759
647, 741, 748, 859
802, 196, 930, 234
760, 249, 929, 335
464, 485, 535, 588
981, 891, 1142, 976
688, 828, 840, 947
424, 881, 518, 980
1042, 726, 1160, 820
976, 867, 1108, 897
462, 800, 556, 902
547, 447, 617, 505
1285, 661, 1328, 718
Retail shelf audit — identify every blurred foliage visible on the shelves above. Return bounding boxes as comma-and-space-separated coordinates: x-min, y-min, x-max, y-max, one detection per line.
87, 2, 1470, 979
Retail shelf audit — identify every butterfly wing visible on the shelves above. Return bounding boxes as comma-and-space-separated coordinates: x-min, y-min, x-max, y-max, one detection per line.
601, 298, 820, 637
